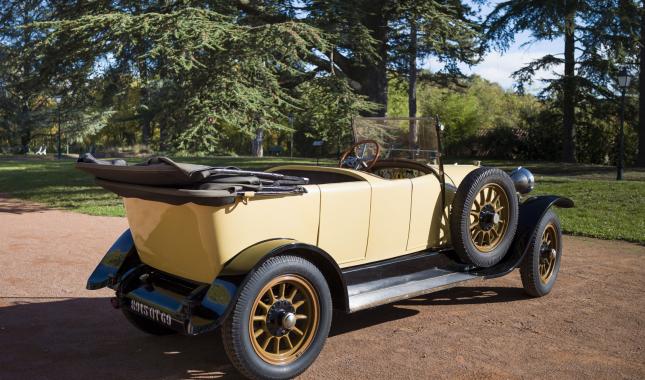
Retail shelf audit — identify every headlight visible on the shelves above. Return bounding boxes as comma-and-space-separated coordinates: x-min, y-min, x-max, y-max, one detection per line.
509, 167, 535, 194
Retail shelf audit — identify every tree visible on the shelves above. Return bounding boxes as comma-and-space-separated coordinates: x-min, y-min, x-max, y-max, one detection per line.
32, 3, 372, 156
0, 1, 54, 153
640, 4, 645, 166
388, 1, 480, 147
236, 1, 480, 116
485, 0, 588, 162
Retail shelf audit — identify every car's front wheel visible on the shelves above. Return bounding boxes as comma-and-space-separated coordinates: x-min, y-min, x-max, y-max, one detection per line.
520, 210, 563, 297
222, 255, 332, 380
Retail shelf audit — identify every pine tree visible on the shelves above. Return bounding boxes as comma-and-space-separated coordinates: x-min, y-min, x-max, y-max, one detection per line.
0, 1, 54, 153
485, 0, 586, 163
33, 2, 371, 155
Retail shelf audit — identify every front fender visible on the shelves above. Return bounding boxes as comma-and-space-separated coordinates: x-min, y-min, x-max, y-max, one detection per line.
473, 195, 574, 278
87, 229, 140, 290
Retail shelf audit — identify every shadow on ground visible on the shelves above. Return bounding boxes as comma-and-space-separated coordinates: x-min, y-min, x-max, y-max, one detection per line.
0, 286, 530, 379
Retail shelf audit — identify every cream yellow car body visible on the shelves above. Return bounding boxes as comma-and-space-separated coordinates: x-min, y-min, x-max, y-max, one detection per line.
125, 164, 479, 283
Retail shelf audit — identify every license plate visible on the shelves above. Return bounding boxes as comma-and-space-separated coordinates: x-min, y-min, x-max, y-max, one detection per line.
128, 298, 173, 327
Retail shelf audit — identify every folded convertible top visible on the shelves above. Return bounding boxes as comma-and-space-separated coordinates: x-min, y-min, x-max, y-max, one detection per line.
76, 153, 309, 206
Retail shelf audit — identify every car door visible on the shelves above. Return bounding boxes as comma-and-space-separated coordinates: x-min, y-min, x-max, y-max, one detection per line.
317, 181, 371, 264
407, 174, 445, 252
364, 178, 413, 262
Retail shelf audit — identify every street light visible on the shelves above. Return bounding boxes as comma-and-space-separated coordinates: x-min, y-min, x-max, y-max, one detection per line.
54, 95, 62, 159
616, 68, 631, 180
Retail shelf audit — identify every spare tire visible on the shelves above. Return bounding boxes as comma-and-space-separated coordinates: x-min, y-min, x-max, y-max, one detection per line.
450, 167, 519, 267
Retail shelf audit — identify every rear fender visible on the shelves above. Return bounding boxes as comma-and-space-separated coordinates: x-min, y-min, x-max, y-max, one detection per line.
217, 239, 349, 312
472, 195, 574, 278
87, 229, 141, 290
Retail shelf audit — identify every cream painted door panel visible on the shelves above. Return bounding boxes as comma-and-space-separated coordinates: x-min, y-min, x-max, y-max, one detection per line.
407, 175, 446, 251
365, 179, 413, 262
317, 182, 371, 264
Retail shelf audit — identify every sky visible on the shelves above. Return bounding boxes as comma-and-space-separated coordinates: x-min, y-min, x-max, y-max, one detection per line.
423, 2, 565, 92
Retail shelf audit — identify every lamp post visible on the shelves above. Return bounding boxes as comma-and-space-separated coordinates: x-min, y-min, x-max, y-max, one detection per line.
616, 68, 632, 180
54, 95, 62, 159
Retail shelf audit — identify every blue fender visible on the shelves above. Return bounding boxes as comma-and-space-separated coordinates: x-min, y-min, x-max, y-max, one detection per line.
472, 195, 574, 278
87, 229, 140, 290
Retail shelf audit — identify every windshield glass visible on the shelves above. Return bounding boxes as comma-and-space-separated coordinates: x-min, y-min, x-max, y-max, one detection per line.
351, 117, 440, 163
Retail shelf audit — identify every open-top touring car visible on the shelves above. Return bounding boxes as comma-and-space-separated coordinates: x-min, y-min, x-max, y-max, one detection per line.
77, 117, 573, 379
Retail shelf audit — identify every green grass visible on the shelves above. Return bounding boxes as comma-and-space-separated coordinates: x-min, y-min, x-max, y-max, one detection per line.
0, 156, 643, 244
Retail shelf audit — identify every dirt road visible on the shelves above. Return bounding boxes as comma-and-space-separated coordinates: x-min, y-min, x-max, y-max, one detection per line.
1, 198, 644, 379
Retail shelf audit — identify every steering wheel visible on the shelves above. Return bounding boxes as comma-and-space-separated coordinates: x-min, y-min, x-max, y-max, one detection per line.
338, 140, 381, 170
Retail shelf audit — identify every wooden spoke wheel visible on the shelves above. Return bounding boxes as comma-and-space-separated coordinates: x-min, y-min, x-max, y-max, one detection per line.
469, 183, 511, 253
249, 275, 319, 365
539, 223, 558, 284
450, 167, 519, 268
222, 255, 332, 380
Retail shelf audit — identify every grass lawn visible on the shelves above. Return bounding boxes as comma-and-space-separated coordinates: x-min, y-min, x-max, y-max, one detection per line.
0, 156, 643, 244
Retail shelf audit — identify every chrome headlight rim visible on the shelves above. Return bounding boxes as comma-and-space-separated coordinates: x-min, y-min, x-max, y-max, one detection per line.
509, 166, 535, 194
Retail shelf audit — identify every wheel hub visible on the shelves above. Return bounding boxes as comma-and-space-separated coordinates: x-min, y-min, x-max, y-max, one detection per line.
266, 300, 295, 336
479, 204, 499, 231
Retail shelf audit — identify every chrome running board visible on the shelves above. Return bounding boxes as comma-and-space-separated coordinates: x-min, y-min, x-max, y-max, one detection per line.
346, 268, 478, 313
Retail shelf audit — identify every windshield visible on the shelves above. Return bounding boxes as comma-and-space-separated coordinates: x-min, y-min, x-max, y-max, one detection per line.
351, 117, 440, 163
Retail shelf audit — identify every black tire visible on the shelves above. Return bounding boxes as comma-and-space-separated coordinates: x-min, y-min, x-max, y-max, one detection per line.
520, 210, 562, 297
450, 167, 519, 267
222, 255, 333, 380
121, 307, 177, 335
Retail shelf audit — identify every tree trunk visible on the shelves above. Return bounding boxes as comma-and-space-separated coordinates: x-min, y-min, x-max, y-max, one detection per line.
352, 1, 388, 116
637, 4, 645, 166
562, 0, 577, 163
408, 18, 418, 152
252, 127, 264, 157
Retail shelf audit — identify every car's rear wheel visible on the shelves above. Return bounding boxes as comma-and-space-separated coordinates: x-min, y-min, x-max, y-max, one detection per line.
222, 255, 332, 380
450, 167, 519, 267
520, 210, 562, 297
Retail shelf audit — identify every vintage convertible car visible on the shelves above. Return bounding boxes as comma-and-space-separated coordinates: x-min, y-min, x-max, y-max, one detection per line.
79, 117, 573, 379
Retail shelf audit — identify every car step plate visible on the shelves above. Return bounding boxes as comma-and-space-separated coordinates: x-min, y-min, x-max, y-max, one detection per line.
347, 269, 478, 312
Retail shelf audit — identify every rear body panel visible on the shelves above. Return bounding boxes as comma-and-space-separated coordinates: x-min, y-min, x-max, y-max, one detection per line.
125, 185, 321, 283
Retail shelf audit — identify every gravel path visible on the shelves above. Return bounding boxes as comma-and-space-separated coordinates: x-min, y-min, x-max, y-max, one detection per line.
0, 198, 643, 379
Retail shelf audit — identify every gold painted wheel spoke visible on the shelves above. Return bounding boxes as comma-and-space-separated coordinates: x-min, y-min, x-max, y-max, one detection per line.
257, 301, 270, 311
274, 336, 282, 355
291, 326, 304, 336
279, 283, 286, 299
262, 336, 272, 350
254, 328, 264, 338
285, 334, 294, 349
287, 287, 298, 302
252, 315, 265, 322
295, 314, 307, 320
292, 300, 305, 310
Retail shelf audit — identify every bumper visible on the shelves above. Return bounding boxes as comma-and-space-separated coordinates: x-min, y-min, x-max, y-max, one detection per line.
116, 264, 238, 335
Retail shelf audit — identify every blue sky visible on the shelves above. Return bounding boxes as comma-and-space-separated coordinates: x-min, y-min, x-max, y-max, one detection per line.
424, 1, 565, 92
